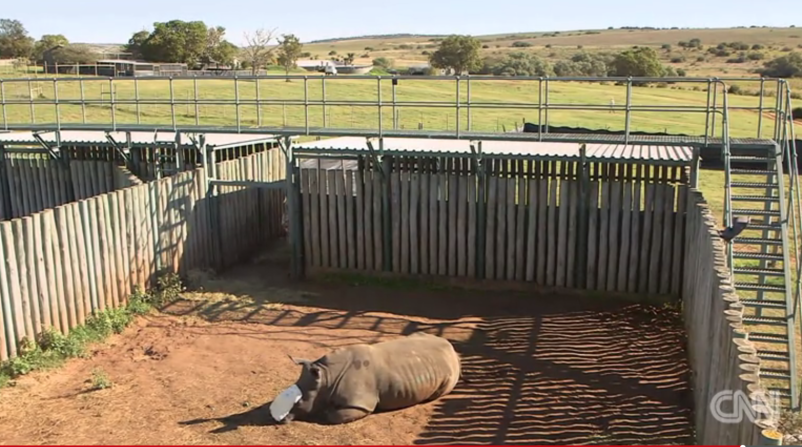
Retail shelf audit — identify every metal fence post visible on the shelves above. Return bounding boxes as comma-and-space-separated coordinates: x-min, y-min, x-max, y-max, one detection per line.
377, 77, 383, 138
0, 80, 6, 130
109, 77, 117, 131
466, 75, 472, 132
704, 79, 712, 146
456, 76, 461, 137
304, 76, 309, 134
322, 76, 327, 128
193, 75, 200, 126
544, 76, 550, 133
79, 78, 86, 124
53, 79, 61, 130
624, 78, 632, 144
169, 76, 176, 130
758, 77, 765, 139
134, 77, 141, 125
27, 78, 35, 123
234, 75, 241, 132
537, 77, 543, 141
255, 77, 262, 127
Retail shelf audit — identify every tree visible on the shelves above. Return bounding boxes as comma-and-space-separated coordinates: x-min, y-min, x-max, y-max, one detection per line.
201, 26, 238, 66
343, 52, 356, 65
47, 44, 98, 64
124, 30, 150, 59
242, 28, 277, 75
276, 34, 303, 78
32, 34, 68, 62
138, 20, 208, 66
609, 47, 666, 77
0, 19, 34, 59
429, 34, 482, 75
758, 52, 802, 78
489, 52, 552, 77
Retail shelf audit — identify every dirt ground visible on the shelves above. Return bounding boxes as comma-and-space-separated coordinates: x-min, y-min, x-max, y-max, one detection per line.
0, 241, 695, 445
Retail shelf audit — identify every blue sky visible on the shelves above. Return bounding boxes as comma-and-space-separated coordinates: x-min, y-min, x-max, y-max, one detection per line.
5, 0, 800, 45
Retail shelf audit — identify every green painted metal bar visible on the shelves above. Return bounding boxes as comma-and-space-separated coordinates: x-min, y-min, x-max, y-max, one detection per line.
576, 144, 590, 288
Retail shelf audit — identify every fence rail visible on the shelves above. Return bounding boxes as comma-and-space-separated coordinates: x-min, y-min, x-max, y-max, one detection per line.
0, 75, 791, 143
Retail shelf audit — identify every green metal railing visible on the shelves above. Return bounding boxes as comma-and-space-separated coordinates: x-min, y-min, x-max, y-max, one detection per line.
0, 74, 786, 145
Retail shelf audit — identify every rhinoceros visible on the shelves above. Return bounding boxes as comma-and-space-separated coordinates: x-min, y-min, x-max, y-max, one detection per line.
272, 332, 461, 425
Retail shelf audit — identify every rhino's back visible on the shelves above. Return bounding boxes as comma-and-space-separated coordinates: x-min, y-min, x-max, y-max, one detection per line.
370, 333, 461, 411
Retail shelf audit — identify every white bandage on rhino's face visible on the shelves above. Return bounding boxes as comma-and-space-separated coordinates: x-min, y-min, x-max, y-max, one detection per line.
269, 384, 303, 422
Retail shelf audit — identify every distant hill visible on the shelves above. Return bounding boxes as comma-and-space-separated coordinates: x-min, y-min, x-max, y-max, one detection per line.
307, 33, 446, 44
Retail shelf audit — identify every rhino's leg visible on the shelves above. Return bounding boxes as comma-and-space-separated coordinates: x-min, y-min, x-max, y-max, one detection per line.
324, 406, 371, 425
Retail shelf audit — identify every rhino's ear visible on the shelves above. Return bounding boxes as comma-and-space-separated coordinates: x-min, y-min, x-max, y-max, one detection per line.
288, 354, 311, 366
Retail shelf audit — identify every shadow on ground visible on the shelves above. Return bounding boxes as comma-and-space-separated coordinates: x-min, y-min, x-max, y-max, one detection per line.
179, 401, 278, 434
162, 243, 695, 445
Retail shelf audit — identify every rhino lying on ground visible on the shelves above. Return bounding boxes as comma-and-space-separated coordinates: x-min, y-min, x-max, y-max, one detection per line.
271, 332, 461, 425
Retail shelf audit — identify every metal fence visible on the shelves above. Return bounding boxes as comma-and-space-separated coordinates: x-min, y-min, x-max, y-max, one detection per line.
0, 74, 792, 144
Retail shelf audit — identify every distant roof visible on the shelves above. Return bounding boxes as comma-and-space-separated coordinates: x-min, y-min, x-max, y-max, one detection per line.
96, 59, 141, 64
294, 136, 693, 165
0, 130, 282, 150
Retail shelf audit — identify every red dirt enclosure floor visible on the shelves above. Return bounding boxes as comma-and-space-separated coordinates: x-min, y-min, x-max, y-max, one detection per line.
0, 243, 695, 445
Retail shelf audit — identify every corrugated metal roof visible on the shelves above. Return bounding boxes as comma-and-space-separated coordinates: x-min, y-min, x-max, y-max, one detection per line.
0, 130, 281, 149
294, 136, 694, 162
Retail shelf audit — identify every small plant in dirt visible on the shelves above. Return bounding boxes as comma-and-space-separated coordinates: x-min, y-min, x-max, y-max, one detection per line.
0, 283, 168, 390
149, 272, 185, 308
778, 410, 802, 443
89, 368, 113, 390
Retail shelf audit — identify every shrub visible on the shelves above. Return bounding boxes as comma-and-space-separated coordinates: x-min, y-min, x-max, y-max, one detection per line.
747, 52, 765, 60
677, 68, 687, 76
759, 52, 802, 77
511, 41, 533, 48
482, 44, 489, 49
727, 56, 747, 63
372, 57, 393, 69
752, 44, 765, 50
670, 56, 686, 63
697, 56, 706, 62
728, 85, 743, 95
793, 107, 802, 120
661, 43, 672, 50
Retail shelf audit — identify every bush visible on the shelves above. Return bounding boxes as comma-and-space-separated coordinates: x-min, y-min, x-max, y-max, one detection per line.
489, 52, 553, 77
482, 44, 489, 49
661, 43, 672, 50
697, 56, 706, 62
677, 68, 687, 76
752, 44, 765, 50
511, 41, 532, 48
759, 52, 802, 77
372, 57, 393, 69
728, 84, 743, 95
727, 56, 747, 63
670, 56, 686, 63
793, 107, 802, 120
